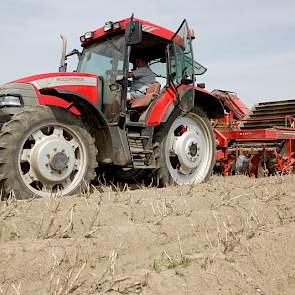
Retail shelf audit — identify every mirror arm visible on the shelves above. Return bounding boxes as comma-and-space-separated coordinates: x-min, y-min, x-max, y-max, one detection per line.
65, 49, 82, 60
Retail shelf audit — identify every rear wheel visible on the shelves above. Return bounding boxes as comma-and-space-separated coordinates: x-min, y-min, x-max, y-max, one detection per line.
153, 109, 216, 186
0, 106, 98, 199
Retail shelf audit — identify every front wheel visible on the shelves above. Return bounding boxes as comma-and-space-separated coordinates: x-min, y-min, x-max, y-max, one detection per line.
153, 109, 216, 186
0, 106, 98, 199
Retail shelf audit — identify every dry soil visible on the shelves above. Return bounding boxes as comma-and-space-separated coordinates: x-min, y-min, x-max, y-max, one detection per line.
1, 175, 295, 294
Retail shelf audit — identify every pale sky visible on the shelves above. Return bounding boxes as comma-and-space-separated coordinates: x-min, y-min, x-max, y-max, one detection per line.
0, 0, 294, 106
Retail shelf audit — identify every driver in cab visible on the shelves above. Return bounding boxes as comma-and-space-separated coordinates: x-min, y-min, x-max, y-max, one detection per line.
127, 57, 156, 103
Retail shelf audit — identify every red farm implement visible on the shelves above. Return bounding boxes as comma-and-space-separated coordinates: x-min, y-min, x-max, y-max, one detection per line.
212, 90, 295, 176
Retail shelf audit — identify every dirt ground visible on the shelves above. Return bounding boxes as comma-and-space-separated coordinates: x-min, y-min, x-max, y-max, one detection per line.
1, 175, 295, 295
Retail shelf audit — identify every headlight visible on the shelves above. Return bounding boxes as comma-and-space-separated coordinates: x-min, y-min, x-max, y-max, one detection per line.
104, 21, 113, 32
0, 95, 22, 107
113, 22, 121, 30
80, 31, 93, 43
84, 31, 93, 39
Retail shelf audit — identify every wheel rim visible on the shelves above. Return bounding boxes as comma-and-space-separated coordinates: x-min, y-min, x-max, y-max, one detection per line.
164, 114, 213, 185
18, 123, 88, 197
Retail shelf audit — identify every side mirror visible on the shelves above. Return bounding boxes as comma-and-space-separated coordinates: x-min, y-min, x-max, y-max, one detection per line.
125, 20, 142, 46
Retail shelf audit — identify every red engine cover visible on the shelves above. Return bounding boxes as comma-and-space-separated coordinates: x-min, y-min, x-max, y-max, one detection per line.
13, 72, 99, 113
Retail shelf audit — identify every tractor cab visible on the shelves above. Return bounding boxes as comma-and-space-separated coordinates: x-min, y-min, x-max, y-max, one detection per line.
75, 17, 207, 123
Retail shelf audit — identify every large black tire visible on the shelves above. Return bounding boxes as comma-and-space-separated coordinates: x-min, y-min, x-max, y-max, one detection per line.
153, 108, 216, 186
0, 106, 98, 199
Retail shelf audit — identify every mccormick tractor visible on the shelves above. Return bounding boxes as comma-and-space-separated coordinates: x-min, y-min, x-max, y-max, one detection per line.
0, 16, 223, 199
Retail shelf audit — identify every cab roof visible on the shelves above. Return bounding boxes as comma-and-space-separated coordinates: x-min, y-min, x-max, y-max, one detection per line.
80, 18, 176, 47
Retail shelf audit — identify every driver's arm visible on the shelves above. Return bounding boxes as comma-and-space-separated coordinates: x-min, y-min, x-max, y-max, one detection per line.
128, 72, 135, 78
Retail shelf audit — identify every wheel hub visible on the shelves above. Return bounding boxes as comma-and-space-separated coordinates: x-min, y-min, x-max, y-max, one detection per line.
164, 115, 213, 185
172, 131, 200, 174
30, 136, 76, 183
50, 152, 69, 171
189, 143, 198, 157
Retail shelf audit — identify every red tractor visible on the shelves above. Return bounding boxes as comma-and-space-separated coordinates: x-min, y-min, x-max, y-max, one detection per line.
0, 16, 223, 198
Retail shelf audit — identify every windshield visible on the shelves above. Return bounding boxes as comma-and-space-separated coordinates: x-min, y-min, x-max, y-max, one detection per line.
77, 34, 125, 83
77, 35, 126, 122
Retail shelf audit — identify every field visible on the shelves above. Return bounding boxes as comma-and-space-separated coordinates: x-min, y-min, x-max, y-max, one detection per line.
1, 175, 295, 294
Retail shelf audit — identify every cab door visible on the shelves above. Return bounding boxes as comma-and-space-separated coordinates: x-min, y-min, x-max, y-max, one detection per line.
169, 20, 195, 86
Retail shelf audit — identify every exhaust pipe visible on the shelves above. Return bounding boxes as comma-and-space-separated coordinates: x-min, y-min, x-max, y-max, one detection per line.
59, 34, 67, 72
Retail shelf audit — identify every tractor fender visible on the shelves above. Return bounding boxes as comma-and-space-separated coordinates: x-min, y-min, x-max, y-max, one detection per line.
146, 86, 224, 126
39, 87, 112, 163
146, 87, 176, 126
194, 88, 224, 119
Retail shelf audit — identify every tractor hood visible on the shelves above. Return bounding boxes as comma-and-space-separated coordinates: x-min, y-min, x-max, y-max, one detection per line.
13, 72, 98, 90
1, 72, 100, 111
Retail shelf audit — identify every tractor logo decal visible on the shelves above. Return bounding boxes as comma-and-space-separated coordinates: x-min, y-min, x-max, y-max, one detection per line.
31, 76, 97, 89
142, 25, 157, 33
